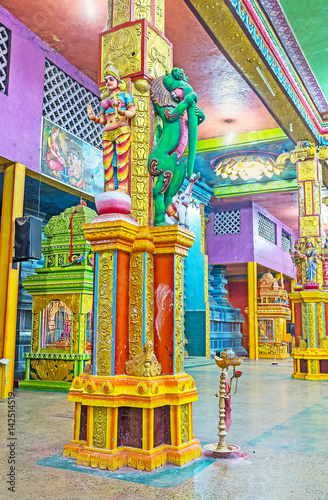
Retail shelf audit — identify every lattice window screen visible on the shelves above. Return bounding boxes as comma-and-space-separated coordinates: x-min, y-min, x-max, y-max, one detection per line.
43, 59, 102, 149
0, 23, 10, 94
258, 213, 276, 244
282, 231, 292, 252
214, 210, 241, 235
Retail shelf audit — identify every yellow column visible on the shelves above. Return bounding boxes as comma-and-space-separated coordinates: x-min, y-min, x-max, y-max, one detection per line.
247, 262, 258, 359
0, 163, 25, 398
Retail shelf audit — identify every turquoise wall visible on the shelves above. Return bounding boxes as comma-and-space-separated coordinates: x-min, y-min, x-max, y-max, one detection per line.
184, 204, 207, 356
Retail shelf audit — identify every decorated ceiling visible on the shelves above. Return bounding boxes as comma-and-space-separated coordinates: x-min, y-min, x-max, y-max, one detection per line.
0, 0, 278, 141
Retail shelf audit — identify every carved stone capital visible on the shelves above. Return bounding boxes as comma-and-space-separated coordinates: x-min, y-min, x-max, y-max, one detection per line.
126, 340, 161, 377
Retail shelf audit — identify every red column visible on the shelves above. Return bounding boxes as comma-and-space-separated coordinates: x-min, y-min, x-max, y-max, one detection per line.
115, 251, 130, 375
294, 302, 302, 347
153, 254, 174, 375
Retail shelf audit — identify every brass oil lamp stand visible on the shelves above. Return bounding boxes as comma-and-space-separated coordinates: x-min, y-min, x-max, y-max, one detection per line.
204, 349, 243, 455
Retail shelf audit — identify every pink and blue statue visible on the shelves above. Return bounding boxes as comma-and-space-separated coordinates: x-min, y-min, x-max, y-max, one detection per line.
301, 238, 318, 283
87, 65, 136, 193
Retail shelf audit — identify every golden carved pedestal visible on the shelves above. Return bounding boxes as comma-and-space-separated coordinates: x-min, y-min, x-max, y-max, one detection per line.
63, 220, 202, 470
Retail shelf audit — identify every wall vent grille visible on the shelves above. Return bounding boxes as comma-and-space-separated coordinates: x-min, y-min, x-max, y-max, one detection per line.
43, 59, 102, 149
0, 23, 10, 94
214, 210, 241, 235
258, 212, 276, 244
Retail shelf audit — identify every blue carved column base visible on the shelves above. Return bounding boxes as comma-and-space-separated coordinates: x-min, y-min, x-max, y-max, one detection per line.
209, 265, 247, 356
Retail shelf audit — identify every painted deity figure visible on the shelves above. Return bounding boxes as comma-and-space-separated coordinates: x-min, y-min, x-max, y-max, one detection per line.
301, 239, 318, 283
148, 67, 205, 226
319, 237, 328, 285
289, 239, 302, 285
87, 65, 136, 193
46, 127, 66, 177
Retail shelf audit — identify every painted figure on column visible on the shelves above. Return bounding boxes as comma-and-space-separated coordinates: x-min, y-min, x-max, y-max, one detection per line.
46, 127, 66, 177
301, 238, 318, 283
87, 65, 136, 193
289, 239, 302, 286
148, 68, 205, 226
319, 237, 328, 287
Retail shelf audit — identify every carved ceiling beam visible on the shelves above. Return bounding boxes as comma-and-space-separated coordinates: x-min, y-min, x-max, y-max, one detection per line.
184, 0, 322, 145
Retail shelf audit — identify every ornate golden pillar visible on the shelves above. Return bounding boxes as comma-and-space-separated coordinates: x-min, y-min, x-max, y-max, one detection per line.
100, 0, 172, 226
279, 143, 328, 379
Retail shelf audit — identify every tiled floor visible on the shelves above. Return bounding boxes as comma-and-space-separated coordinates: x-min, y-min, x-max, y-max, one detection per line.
1, 358, 328, 500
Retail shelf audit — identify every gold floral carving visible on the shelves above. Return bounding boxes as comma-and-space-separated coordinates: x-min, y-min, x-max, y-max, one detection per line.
313, 181, 321, 215
33, 294, 81, 315
307, 303, 316, 349
97, 252, 114, 376
180, 403, 189, 444
175, 255, 184, 374
299, 216, 319, 238
146, 26, 171, 79
302, 303, 307, 341
107, 1, 112, 29
316, 302, 324, 343
134, 0, 151, 22
31, 314, 39, 352
33, 296, 52, 314
299, 337, 307, 349
309, 359, 317, 375
93, 407, 107, 449
298, 183, 305, 216
101, 24, 142, 80
145, 253, 154, 342
289, 142, 316, 164
72, 313, 79, 354
320, 338, 328, 349
30, 360, 74, 382
296, 160, 317, 181
316, 237, 324, 285
112, 0, 131, 27
126, 340, 161, 376
81, 294, 93, 314
200, 204, 207, 255
129, 252, 144, 358
304, 182, 313, 216
131, 79, 151, 226
206, 302, 210, 359
79, 314, 86, 354
154, 0, 165, 33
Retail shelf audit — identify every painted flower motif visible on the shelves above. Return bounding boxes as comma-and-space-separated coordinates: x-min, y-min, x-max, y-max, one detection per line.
85, 380, 96, 393
102, 382, 113, 394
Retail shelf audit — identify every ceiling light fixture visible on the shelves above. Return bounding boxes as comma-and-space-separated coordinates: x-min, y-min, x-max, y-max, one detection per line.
225, 119, 236, 145
85, 0, 96, 17
256, 67, 276, 96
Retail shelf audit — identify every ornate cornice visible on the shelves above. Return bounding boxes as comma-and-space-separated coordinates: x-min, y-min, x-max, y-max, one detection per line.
259, 0, 328, 115
185, 0, 328, 143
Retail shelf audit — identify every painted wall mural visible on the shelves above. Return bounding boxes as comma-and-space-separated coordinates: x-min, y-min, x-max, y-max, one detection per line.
41, 118, 104, 196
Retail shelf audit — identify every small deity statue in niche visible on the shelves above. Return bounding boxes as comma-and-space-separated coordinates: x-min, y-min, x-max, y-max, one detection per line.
300, 238, 318, 283
87, 65, 136, 193
289, 239, 302, 285
319, 237, 328, 285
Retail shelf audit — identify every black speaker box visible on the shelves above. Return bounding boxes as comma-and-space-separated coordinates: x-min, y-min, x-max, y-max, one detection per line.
14, 216, 42, 262
286, 322, 295, 336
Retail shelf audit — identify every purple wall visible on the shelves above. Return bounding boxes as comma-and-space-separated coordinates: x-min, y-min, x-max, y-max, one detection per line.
0, 6, 99, 172
207, 201, 297, 278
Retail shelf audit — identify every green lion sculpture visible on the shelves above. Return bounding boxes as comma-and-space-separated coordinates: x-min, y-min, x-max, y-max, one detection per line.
148, 68, 205, 226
